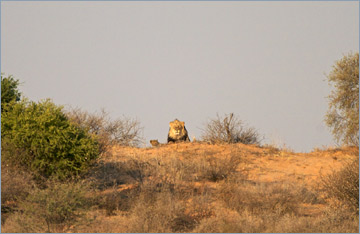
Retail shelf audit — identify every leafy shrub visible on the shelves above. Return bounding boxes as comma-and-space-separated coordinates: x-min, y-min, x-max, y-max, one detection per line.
1, 99, 99, 179
66, 107, 144, 153
1, 74, 21, 111
322, 157, 359, 213
202, 113, 261, 145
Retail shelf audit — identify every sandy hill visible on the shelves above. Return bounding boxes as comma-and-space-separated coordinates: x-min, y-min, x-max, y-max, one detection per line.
79, 142, 358, 233
109, 142, 357, 187
9, 141, 353, 233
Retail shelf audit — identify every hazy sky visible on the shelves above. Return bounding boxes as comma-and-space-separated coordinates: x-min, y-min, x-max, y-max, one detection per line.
1, 1, 359, 152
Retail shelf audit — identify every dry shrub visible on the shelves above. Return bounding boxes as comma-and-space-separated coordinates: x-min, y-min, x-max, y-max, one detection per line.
66, 107, 144, 153
127, 188, 213, 233
221, 174, 300, 213
1, 211, 47, 233
298, 186, 325, 205
68, 210, 128, 233
110, 151, 242, 189
86, 159, 150, 190
202, 113, 261, 145
1, 167, 34, 203
1, 165, 35, 224
193, 207, 264, 233
127, 190, 188, 233
2, 180, 91, 233
215, 175, 303, 232
85, 156, 156, 216
194, 201, 358, 233
96, 186, 135, 216
195, 154, 242, 182
1, 139, 37, 224
321, 157, 359, 212
270, 206, 358, 233
262, 144, 281, 155
1, 155, 35, 206
221, 180, 301, 217
97, 153, 218, 232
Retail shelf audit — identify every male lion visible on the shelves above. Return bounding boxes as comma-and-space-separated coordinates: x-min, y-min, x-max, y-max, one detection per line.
167, 119, 190, 143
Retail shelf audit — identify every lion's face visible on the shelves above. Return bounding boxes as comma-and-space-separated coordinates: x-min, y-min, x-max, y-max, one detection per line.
168, 119, 189, 143
169, 120, 185, 135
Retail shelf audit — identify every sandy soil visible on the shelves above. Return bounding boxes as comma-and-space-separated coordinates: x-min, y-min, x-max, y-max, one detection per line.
104, 142, 358, 220
110, 142, 357, 187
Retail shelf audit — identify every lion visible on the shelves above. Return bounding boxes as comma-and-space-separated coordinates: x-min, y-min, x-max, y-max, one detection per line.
150, 139, 161, 147
167, 119, 190, 143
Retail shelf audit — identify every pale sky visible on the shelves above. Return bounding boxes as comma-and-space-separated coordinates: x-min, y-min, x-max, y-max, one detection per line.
1, 1, 359, 152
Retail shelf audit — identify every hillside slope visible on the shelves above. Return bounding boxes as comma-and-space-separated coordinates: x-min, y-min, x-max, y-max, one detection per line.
110, 142, 357, 186
72, 142, 358, 233
4, 142, 357, 233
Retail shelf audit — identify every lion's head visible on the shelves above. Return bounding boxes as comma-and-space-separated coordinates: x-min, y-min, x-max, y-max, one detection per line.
168, 119, 190, 143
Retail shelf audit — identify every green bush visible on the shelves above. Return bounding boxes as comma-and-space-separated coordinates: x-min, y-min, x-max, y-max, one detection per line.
1, 99, 99, 179
1, 74, 21, 111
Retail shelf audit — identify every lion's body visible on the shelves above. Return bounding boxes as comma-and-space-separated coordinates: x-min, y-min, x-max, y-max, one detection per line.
167, 119, 190, 143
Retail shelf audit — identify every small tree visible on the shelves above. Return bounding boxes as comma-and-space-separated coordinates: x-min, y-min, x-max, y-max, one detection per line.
325, 52, 359, 146
201, 113, 261, 145
1, 74, 21, 111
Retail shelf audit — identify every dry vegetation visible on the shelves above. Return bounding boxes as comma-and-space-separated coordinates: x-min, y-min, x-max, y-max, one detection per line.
2, 141, 358, 233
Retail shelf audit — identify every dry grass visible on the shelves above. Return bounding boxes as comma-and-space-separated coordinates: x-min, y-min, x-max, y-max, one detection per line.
2, 142, 358, 233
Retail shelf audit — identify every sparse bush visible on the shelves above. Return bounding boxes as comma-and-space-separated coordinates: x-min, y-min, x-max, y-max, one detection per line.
1, 211, 47, 233
202, 113, 261, 145
66, 107, 144, 152
196, 154, 241, 182
1, 150, 35, 224
88, 161, 140, 190
127, 189, 212, 233
1, 165, 34, 207
127, 191, 183, 232
193, 207, 264, 233
220, 178, 300, 217
97, 187, 133, 216
8, 180, 90, 233
1, 99, 99, 179
322, 157, 359, 213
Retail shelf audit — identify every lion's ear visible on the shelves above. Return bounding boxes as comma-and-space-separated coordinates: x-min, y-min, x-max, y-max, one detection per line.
181, 121, 185, 126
